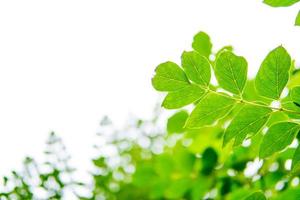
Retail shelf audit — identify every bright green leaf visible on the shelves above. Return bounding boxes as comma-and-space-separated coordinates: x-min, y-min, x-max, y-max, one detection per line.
215, 51, 248, 95
167, 110, 189, 134
292, 144, 300, 174
181, 51, 211, 86
260, 122, 300, 158
291, 86, 300, 105
223, 105, 272, 147
264, 0, 300, 7
152, 61, 189, 91
295, 11, 300, 26
185, 93, 236, 128
192, 32, 212, 58
244, 191, 266, 200
255, 46, 291, 100
162, 84, 205, 109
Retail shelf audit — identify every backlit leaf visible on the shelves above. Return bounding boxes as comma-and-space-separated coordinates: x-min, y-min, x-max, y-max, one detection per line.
185, 93, 236, 128
223, 105, 272, 147
162, 84, 205, 109
291, 86, 300, 104
264, 0, 300, 7
167, 110, 189, 134
255, 46, 291, 99
181, 51, 211, 86
215, 51, 248, 95
260, 122, 300, 158
152, 61, 189, 91
192, 32, 212, 58
295, 11, 300, 26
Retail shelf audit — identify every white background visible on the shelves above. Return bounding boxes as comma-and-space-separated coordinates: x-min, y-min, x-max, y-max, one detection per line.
0, 0, 299, 177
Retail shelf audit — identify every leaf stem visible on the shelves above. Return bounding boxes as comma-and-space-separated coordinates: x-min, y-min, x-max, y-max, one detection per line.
200, 85, 300, 115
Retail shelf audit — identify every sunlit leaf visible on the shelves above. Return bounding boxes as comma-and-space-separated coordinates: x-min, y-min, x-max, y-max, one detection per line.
186, 93, 236, 128
264, 0, 300, 7
255, 46, 291, 99
215, 51, 248, 95
260, 122, 300, 158
152, 61, 189, 91
181, 51, 211, 86
192, 31, 212, 58
162, 84, 205, 109
223, 105, 272, 147
167, 110, 189, 134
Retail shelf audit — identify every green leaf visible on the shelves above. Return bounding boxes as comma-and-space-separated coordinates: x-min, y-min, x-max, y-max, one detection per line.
255, 46, 291, 100
215, 51, 248, 95
264, 0, 300, 7
295, 11, 300, 26
223, 105, 272, 147
167, 110, 189, 134
201, 147, 218, 175
244, 191, 266, 200
181, 51, 211, 86
260, 122, 300, 158
152, 61, 189, 91
185, 93, 236, 128
192, 32, 212, 58
273, 188, 300, 200
292, 144, 300, 174
162, 84, 205, 109
291, 86, 300, 104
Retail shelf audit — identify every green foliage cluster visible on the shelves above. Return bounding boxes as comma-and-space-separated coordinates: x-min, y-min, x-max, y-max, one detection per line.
263, 0, 300, 26
152, 31, 300, 199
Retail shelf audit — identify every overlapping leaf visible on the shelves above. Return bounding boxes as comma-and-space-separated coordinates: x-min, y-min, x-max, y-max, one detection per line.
223, 105, 272, 147
185, 93, 236, 128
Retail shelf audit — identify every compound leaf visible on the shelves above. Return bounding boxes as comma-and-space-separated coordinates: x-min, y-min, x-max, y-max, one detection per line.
215, 51, 248, 95
185, 93, 236, 128
255, 46, 291, 100
181, 51, 211, 86
223, 105, 272, 147
162, 85, 205, 109
152, 61, 189, 91
192, 32, 212, 58
264, 0, 300, 7
260, 122, 300, 158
